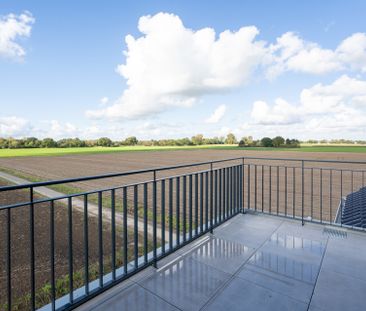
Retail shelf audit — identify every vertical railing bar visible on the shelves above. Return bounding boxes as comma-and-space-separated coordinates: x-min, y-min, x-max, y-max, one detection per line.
30, 186, 36, 311
285, 167, 287, 216
214, 170, 218, 224
226, 168, 230, 218
247, 165, 250, 210
277, 166, 280, 215
7, 206, 12, 311
176, 176, 180, 245
68, 197, 74, 301
320, 169, 323, 223
97, 193, 102, 289
311, 168, 313, 221
205, 172, 209, 230
111, 189, 116, 280
189, 175, 193, 240
230, 167, 233, 216
183, 175, 187, 241
83, 194, 89, 295
161, 180, 166, 254
200, 173, 204, 232
169, 178, 173, 250
330, 170, 332, 225
153, 171, 157, 264
293, 167, 295, 218
255, 165, 257, 211
50, 200, 55, 311
210, 163, 213, 232
301, 160, 304, 226
219, 169, 223, 222
269, 166, 272, 214
351, 170, 354, 226
340, 170, 343, 227
143, 183, 148, 263
195, 174, 198, 236
133, 185, 138, 269
242, 158, 245, 212
262, 165, 264, 213
123, 187, 128, 275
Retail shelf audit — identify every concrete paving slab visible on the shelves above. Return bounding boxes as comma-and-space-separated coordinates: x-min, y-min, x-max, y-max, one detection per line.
203, 277, 307, 311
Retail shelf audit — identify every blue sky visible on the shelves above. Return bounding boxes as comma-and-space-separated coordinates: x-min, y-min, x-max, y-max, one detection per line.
1, 0, 366, 140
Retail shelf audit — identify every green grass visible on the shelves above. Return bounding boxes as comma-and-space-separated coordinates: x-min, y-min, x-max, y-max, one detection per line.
0, 144, 230, 157
0, 144, 365, 158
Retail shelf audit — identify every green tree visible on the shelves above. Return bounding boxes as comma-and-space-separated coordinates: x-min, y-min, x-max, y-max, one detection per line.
97, 137, 113, 147
191, 134, 204, 145
225, 133, 237, 145
123, 136, 138, 146
42, 138, 57, 148
272, 136, 285, 147
261, 137, 273, 147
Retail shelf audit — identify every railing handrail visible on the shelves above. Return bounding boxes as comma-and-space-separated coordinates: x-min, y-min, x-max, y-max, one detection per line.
2, 155, 366, 192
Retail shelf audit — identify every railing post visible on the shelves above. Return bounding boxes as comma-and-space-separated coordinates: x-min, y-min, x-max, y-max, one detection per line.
30, 186, 36, 311
210, 162, 213, 233
153, 170, 157, 267
301, 160, 305, 226
242, 157, 245, 214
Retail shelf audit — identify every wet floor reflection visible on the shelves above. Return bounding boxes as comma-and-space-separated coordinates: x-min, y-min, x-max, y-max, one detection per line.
268, 233, 326, 256
248, 233, 326, 284
248, 250, 320, 284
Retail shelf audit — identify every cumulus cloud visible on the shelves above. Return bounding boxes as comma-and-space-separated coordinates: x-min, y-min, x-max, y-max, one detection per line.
86, 12, 267, 120
85, 12, 366, 122
205, 105, 226, 123
250, 98, 301, 125
248, 75, 366, 138
267, 32, 366, 78
0, 116, 32, 137
0, 11, 34, 59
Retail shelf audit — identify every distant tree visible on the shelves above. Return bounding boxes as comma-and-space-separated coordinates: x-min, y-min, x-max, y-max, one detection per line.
238, 140, 245, 148
261, 137, 273, 147
285, 138, 300, 148
0, 138, 8, 148
24, 137, 41, 148
97, 137, 113, 147
272, 136, 285, 147
123, 136, 138, 146
42, 138, 57, 148
191, 134, 204, 145
225, 133, 237, 145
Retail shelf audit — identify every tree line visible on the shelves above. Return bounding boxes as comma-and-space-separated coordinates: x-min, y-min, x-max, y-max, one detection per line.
0, 134, 363, 149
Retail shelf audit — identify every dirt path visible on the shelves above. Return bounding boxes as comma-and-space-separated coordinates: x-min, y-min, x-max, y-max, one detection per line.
0, 170, 172, 240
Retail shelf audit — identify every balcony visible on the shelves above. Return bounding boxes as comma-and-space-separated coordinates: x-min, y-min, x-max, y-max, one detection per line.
1, 157, 365, 310
74, 212, 365, 311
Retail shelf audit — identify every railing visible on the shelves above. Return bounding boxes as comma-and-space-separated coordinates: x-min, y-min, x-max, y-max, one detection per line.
0, 156, 365, 310
0, 158, 244, 311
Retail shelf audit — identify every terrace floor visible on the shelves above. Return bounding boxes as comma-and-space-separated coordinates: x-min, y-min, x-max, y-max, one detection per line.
76, 212, 366, 311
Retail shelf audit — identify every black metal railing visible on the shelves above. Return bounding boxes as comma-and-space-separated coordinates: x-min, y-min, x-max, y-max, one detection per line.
1, 156, 365, 310
0, 158, 244, 311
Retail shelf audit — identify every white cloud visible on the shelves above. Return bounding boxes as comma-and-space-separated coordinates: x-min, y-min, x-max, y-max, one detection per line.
267, 32, 366, 78
336, 33, 366, 72
247, 75, 366, 139
205, 104, 226, 123
86, 12, 267, 120
0, 11, 34, 60
0, 116, 32, 137
100, 97, 109, 106
250, 98, 301, 125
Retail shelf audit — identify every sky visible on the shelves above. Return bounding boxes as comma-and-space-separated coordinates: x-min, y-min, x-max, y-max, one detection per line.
1, 0, 366, 141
